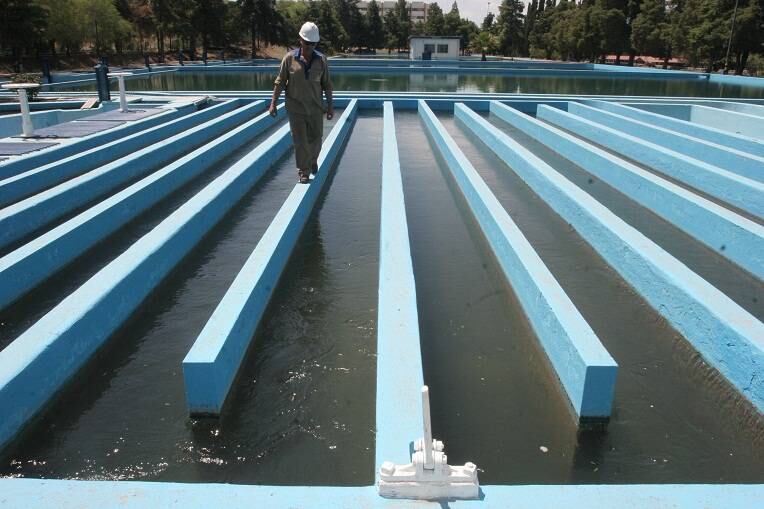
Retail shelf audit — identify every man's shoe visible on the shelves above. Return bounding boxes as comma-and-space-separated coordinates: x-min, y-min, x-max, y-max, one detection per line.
298, 170, 310, 184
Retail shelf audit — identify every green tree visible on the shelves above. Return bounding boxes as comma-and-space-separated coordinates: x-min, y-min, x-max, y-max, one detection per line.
241, 0, 286, 57
424, 3, 445, 35
444, 2, 461, 35
592, 1, 629, 62
394, 0, 410, 48
631, 0, 673, 66
365, 0, 385, 49
0, 0, 47, 71
317, 0, 348, 52
470, 30, 498, 59
547, 0, 578, 60
674, 0, 729, 71
496, 0, 526, 56
458, 19, 479, 55
39, 0, 84, 57
80, 0, 133, 55
347, 1, 367, 49
524, 0, 538, 56
728, 0, 764, 74
482, 11, 495, 31
383, 8, 400, 50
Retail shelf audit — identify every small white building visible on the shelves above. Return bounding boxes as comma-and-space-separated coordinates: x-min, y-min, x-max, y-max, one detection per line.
409, 36, 461, 60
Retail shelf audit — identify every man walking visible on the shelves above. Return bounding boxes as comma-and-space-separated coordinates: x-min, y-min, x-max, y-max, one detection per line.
269, 22, 334, 184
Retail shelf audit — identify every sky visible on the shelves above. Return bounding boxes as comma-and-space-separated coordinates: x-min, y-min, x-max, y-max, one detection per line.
429, 0, 531, 25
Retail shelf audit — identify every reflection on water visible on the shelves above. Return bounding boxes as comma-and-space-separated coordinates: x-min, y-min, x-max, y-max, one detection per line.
63, 70, 764, 98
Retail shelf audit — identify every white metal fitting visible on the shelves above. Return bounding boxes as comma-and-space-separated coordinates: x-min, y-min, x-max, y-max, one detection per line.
378, 386, 480, 500
2, 83, 39, 137
107, 72, 133, 112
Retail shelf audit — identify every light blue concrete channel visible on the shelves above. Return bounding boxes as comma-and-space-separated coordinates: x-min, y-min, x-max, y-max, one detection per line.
0, 122, 292, 451
0, 100, 252, 250
0, 108, 201, 207
569, 102, 764, 183
0, 103, 120, 137
1, 479, 762, 508
490, 101, 764, 280
0, 107, 183, 185
632, 103, 764, 140
590, 100, 764, 158
0, 100, 86, 112
687, 104, 764, 140
422, 101, 617, 421
0, 106, 286, 311
694, 100, 764, 117
536, 104, 764, 219
182, 101, 358, 415
375, 102, 425, 471
0, 102, 197, 177
455, 104, 764, 413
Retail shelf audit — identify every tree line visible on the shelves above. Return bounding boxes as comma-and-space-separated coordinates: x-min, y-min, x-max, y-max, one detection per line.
1, 0, 762, 74
511, 0, 763, 74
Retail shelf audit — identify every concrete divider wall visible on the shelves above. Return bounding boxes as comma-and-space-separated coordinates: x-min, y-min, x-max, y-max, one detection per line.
694, 101, 764, 118
0, 103, 197, 178
489, 101, 764, 280
456, 104, 764, 413
4, 478, 764, 509
567, 102, 764, 183
536, 105, 764, 218
426, 102, 617, 421
375, 102, 425, 469
0, 103, 121, 138
0, 106, 286, 311
0, 100, 255, 250
0, 104, 239, 207
0, 121, 293, 451
182, 100, 358, 416
624, 103, 692, 120
587, 101, 764, 158
688, 105, 764, 140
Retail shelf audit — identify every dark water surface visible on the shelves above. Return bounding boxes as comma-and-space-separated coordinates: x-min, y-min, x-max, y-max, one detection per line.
435, 112, 764, 483
65, 70, 764, 98
1, 112, 382, 485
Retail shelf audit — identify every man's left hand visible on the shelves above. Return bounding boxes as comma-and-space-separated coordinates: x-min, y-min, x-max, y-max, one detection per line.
326, 107, 334, 120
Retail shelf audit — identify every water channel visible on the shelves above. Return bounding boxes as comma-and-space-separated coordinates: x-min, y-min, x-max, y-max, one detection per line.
1, 103, 762, 484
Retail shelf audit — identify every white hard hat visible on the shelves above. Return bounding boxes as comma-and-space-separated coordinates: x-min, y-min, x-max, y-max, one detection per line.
299, 22, 320, 43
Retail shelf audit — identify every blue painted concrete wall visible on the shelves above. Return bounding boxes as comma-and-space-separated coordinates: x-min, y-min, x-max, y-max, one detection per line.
434, 102, 617, 421
458, 103, 764, 413
182, 101, 358, 415
375, 102, 425, 470
569, 102, 764, 183
0, 110, 294, 451
0, 103, 196, 177
491, 101, 764, 280
0, 100, 86, 112
1, 479, 762, 508
0, 102, 119, 137
537, 105, 764, 218
0, 100, 249, 250
0, 108, 193, 207
688, 105, 764, 140
0, 105, 284, 311
591, 101, 764, 158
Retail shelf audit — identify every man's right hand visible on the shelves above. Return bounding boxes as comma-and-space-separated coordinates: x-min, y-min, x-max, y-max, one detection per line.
268, 103, 278, 117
